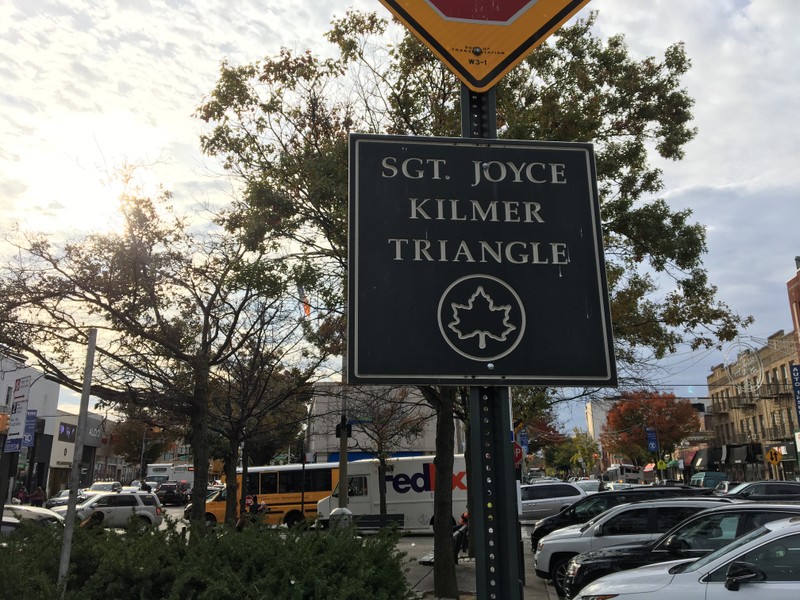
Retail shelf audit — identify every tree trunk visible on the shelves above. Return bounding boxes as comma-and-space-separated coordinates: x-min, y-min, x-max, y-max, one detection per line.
225, 435, 241, 525
240, 443, 252, 523
433, 386, 459, 599
188, 362, 210, 538
378, 454, 388, 516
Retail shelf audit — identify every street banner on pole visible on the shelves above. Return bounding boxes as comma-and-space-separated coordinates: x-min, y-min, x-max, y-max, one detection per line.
3, 375, 31, 453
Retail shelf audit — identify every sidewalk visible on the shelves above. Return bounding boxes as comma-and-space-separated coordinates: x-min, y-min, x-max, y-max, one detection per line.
405, 543, 557, 600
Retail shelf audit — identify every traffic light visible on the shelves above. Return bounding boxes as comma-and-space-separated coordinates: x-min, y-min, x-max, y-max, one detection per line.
335, 417, 352, 438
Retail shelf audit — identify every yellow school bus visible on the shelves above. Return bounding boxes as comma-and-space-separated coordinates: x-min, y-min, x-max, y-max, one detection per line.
200, 461, 340, 527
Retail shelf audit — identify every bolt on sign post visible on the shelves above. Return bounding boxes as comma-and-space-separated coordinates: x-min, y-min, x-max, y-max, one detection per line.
379, 0, 593, 92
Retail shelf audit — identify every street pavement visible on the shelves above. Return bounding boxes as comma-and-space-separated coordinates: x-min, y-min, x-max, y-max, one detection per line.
400, 525, 557, 600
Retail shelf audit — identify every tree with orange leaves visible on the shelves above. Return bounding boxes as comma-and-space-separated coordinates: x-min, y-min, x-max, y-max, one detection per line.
600, 391, 700, 465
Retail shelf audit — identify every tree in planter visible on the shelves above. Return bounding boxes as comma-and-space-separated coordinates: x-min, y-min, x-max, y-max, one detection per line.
337, 385, 433, 518
197, 9, 750, 593
0, 186, 324, 536
210, 352, 320, 524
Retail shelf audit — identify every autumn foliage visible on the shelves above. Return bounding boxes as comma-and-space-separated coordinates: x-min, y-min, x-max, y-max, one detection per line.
600, 391, 700, 465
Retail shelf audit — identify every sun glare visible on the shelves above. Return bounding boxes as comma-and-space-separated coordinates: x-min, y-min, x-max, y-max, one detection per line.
11, 111, 167, 237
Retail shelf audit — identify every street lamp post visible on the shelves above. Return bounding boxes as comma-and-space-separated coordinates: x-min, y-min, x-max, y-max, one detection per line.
139, 428, 148, 480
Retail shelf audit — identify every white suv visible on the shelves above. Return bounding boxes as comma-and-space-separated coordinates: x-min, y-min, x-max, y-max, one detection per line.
53, 491, 163, 527
534, 497, 730, 597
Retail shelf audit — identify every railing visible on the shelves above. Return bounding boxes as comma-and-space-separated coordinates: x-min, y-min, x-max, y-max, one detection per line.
762, 426, 792, 441
758, 383, 794, 398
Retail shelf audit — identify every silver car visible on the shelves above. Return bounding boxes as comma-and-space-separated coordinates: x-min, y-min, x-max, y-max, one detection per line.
53, 491, 163, 527
520, 481, 587, 521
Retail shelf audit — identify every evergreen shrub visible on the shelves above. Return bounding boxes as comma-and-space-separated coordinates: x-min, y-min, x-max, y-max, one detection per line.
0, 518, 414, 600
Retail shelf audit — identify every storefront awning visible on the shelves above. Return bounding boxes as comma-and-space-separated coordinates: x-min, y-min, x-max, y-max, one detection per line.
708, 447, 723, 468
730, 445, 748, 464
681, 450, 697, 468
643, 463, 655, 472
666, 459, 680, 468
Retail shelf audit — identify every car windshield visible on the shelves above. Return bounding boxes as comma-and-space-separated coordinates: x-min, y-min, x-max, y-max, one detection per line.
89, 482, 117, 491
676, 526, 769, 573
575, 480, 600, 492
77, 495, 102, 509
725, 482, 750, 495
580, 511, 611, 532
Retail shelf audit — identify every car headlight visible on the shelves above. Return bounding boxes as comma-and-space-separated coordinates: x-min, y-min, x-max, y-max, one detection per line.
566, 560, 580, 577
536, 540, 544, 553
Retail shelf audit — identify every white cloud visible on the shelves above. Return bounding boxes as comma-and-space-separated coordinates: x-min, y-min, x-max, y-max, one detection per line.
1, 1, 798, 413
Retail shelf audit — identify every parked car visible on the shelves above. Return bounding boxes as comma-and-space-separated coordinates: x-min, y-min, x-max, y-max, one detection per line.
723, 480, 800, 501
87, 481, 122, 493
574, 516, 800, 600
603, 482, 641, 490
712, 480, 741, 495
530, 485, 714, 550
2, 505, 64, 535
653, 479, 685, 486
520, 482, 587, 521
688, 470, 728, 489
52, 491, 163, 528
156, 481, 191, 506
534, 497, 731, 597
44, 488, 90, 509
573, 480, 605, 494
563, 501, 800, 598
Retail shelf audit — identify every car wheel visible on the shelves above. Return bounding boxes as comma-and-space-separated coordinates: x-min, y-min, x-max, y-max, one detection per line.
284, 512, 303, 528
205, 513, 217, 526
550, 555, 574, 598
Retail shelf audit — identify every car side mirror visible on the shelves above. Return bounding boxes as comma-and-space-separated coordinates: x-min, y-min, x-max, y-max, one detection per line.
594, 523, 604, 537
662, 535, 687, 554
724, 561, 765, 591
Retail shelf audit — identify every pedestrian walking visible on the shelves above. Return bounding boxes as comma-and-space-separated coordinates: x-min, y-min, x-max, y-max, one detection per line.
29, 486, 46, 507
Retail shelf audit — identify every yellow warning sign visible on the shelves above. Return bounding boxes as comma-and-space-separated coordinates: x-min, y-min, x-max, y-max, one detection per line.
379, 0, 593, 92
766, 448, 783, 466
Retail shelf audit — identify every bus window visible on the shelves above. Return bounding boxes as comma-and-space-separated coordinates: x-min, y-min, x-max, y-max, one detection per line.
245, 473, 259, 496
261, 473, 277, 494
307, 469, 333, 493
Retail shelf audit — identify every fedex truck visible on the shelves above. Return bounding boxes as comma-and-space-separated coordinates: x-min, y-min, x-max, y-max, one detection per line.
316, 454, 467, 532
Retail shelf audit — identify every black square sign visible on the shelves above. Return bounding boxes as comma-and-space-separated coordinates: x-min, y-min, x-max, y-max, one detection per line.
348, 133, 616, 386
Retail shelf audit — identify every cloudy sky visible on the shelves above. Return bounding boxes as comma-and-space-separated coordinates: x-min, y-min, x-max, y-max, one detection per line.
2, 1, 798, 424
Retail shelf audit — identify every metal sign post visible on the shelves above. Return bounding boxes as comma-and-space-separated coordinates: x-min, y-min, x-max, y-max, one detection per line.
354, 4, 611, 598
463, 86, 522, 600
469, 386, 523, 599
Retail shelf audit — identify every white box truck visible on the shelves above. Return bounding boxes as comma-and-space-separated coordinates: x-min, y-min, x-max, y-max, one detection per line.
316, 454, 468, 533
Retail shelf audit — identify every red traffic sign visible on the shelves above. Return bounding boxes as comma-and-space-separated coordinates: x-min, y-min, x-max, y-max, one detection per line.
379, 0, 593, 92
513, 441, 524, 467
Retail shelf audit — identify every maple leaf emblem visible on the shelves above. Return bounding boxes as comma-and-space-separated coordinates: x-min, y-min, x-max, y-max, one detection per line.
448, 286, 516, 349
